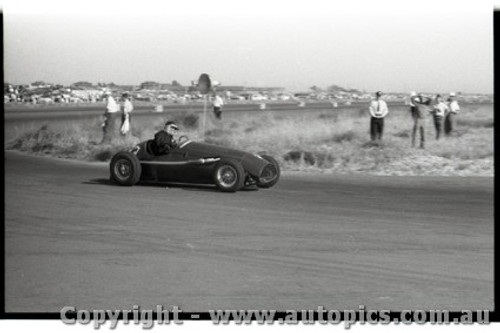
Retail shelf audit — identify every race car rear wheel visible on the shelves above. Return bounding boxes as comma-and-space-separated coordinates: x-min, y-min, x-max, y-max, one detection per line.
110, 151, 142, 186
257, 155, 280, 188
213, 159, 245, 192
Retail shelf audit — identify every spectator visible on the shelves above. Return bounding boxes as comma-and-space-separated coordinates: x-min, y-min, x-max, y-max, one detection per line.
120, 93, 134, 136
101, 91, 119, 143
432, 94, 449, 140
411, 93, 432, 149
368, 91, 389, 142
212, 94, 224, 119
409, 91, 417, 118
445, 92, 460, 136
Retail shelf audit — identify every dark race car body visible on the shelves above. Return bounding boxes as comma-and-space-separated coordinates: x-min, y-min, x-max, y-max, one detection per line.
110, 139, 280, 192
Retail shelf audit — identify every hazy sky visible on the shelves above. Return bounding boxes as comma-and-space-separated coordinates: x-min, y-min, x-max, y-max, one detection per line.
2, 0, 495, 93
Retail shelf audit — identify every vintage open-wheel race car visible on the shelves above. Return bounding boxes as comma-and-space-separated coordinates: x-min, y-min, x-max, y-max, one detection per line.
110, 136, 280, 192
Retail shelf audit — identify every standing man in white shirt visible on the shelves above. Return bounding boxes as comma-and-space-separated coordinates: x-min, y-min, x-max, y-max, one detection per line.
101, 90, 119, 143
120, 92, 134, 136
445, 92, 460, 136
368, 91, 389, 142
432, 94, 449, 140
212, 94, 224, 119
409, 91, 418, 118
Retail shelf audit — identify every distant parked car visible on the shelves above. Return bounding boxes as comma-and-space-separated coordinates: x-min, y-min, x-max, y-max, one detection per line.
38, 97, 54, 104
277, 94, 292, 101
230, 95, 245, 101
250, 94, 268, 101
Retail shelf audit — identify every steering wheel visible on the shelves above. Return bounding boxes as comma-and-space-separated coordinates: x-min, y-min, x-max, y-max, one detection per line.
177, 135, 189, 145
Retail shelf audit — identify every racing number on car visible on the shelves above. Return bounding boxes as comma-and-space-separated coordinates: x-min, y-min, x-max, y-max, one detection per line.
130, 146, 141, 155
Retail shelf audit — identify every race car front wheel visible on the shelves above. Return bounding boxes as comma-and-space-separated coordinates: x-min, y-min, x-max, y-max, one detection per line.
110, 151, 142, 186
257, 155, 281, 188
213, 159, 245, 192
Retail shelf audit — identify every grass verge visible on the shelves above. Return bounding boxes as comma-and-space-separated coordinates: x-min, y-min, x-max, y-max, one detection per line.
5, 104, 493, 176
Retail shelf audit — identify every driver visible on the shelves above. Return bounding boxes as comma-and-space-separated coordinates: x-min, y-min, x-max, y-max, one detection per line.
153, 120, 179, 155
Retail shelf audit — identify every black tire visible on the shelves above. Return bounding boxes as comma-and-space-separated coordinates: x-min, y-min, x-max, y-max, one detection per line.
257, 155, 280, 188
213, 159, 245, 192
110, 151, 142, 186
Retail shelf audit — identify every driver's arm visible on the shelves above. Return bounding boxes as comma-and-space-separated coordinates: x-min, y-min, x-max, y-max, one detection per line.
154, 132, 176, 155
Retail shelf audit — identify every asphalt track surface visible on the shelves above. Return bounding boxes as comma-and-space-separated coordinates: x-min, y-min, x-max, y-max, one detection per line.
5, 151, 493, 312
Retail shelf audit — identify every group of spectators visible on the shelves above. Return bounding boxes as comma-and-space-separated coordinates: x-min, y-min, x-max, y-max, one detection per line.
100, 90, 226, 144
100, 89, 462, 150
101, 91, 134, 144
368, 91, 460, 148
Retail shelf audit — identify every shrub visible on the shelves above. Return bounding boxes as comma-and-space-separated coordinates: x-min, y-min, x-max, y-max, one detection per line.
179, 112, 199, 129
283, 151, 316, 165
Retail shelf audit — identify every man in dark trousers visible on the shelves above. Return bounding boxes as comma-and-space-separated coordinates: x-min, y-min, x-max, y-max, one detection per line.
445, 92, 460, 136
101, 90, 119, 143
212, 94, 224, 119
411, 93, 432, 149
368, 91, 389, 142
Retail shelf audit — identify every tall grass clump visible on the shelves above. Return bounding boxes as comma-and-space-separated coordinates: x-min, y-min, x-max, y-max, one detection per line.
6, 120, 139, 161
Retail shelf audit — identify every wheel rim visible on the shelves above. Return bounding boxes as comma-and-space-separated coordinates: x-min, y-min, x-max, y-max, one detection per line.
114, 158, 133, 181
216, 165, 238, 188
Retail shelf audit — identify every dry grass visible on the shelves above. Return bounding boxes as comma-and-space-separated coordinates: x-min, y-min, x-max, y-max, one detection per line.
5, 104, 493, 176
